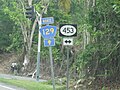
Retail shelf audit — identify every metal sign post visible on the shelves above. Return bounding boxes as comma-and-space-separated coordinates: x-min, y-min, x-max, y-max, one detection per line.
49, 46, 56, 90
36, 15, 42, 81
36, 31, 41, 81
39, 18, 57, 90
66, 46, 70, 90
59, 24, 77, 90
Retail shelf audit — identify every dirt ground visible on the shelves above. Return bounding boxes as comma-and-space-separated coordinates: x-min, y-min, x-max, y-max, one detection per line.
0, 53, 18, 74
0, 53, 50, 78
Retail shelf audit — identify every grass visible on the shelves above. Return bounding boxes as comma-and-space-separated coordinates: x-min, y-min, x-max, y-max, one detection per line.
0, 78, 65, 90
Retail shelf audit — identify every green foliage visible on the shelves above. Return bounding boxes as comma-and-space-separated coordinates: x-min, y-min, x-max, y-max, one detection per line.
47, 3, 72, 24
81, 0, 120, 80
0, 78, 65, 90
76, 44, 96, 71
0, 8, 14, 52
112, 0, 120, 14
0, 0, 120, 88
2, 1, 26, 23
0, 1, 23, 52
58, 0, 71, 13
6, 26, 23, 52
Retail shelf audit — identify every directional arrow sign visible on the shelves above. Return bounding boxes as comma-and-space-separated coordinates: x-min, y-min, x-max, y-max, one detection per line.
63, 38, 73, 46
44, 38, 55, 47
40, 25, 57, 39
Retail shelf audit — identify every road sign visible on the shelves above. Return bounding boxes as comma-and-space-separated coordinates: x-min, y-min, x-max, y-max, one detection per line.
59, 24, 77, 37
41, 17, 54, 25
44, 38, 55, 47
40, 25, 57, 39
63, 38, 73, 46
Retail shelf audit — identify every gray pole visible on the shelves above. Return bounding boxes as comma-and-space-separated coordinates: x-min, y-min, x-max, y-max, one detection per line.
49, 46, 56, 90
36, 15, 42, 81
66, 46, 70, 90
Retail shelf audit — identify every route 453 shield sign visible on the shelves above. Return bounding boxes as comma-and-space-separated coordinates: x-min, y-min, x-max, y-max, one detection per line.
59, 24, 77, 37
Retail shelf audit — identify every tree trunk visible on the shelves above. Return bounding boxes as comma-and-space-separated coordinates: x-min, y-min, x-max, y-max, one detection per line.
19, 16, 37, 74
28, 0, 32, 6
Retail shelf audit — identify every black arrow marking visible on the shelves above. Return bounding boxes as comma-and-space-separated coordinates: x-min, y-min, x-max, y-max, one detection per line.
65, 40, 71, 43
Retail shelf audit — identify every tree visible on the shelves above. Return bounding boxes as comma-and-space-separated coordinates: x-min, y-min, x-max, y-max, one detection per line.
1, 0, 37, 72
0, 2, 16, 52
1, 0, 52, 73
58, 0, 71, 13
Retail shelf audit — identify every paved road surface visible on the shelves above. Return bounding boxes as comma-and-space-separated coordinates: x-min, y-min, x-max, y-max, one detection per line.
0, 82, 25, 90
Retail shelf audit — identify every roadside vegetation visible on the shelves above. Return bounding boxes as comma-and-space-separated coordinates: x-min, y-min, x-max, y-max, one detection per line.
0, 0, 120, 89
0, 78, 65, 90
